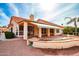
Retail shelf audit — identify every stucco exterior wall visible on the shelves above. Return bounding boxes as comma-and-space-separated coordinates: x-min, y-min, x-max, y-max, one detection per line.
23, 22, 28, 40
47, 28, 50, 37
34, 26, 39, 37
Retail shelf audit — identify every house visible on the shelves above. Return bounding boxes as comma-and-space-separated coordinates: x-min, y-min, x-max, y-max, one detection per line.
0, 27, 8, 32
8, 14, 64, 40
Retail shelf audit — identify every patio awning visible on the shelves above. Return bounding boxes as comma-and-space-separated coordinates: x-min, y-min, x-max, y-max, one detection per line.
31, 22, 61, 29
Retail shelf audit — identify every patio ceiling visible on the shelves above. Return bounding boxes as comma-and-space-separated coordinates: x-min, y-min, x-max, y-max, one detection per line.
31, 22, 61, 29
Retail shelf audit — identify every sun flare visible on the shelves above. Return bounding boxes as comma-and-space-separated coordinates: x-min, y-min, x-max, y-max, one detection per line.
39, 3, 57, 12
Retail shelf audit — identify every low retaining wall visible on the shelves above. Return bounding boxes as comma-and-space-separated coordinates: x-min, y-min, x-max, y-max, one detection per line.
32, 38, 79, 49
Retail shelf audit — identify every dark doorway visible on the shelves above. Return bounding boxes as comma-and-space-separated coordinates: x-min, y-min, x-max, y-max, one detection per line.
28, 26, 34, 38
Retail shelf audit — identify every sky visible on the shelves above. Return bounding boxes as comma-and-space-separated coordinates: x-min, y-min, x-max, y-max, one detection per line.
0, 3, 79, 26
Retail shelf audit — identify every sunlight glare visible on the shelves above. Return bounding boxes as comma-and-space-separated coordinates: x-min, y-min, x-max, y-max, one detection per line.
39, 2, 57, 12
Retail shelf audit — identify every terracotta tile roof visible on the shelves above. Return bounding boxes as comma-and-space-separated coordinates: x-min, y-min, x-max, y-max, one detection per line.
8, 16, 64, 28
8, 16, 28, 27
10, 16, 26, 23
9, 16, 44, 25
37, 19, 64, 28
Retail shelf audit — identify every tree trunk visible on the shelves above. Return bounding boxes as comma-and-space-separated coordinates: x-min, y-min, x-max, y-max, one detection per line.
74, 19, 77, 35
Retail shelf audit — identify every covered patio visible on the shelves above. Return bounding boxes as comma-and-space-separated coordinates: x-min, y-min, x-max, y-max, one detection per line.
14, 21, 63, 40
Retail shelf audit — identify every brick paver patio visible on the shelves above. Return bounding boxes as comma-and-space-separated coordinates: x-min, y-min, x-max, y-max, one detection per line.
0, 37, 79, 56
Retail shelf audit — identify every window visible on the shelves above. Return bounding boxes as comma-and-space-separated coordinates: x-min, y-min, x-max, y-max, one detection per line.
56, 29, 60, 33
28, 26, 34, 37
50, 29, 54, 36
42, 28, 47, 34
41, 28, 47, 37
50, 29, 54, 33
28, 26, 34, 32
19, 26, 23, 35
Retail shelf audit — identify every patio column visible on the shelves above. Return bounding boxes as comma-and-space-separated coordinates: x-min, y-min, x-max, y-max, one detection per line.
47, 28, 50, 37
17, 25, 19, 37
23, 22, 28, 40
13, 24, 16, 36
39, 28, 42, 38
54, 29, 57, 35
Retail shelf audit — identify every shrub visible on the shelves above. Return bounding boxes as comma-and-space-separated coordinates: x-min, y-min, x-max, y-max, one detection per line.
63, 26, 74, 35
5, 32, 15, 39
63, 26, 79, 36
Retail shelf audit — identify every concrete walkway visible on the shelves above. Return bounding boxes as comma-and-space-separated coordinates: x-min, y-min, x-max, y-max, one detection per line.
0, 38, 79, 56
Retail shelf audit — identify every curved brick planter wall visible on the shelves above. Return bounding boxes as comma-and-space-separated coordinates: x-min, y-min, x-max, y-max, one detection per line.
32, 38, 79, 49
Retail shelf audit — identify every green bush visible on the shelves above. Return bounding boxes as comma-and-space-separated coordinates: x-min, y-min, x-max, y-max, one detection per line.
63, 26, 75, 35
63, 26, 79, 36
5, 32, 15, 39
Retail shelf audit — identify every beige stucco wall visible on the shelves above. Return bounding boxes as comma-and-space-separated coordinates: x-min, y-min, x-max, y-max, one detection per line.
34, 26, 39, 37
38, 28, 42, 38
47, 28, 50, 37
